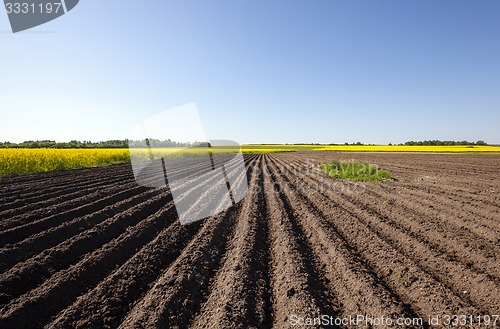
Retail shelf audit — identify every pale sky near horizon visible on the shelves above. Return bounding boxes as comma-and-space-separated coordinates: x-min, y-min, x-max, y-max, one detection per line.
0, 0, 499, 144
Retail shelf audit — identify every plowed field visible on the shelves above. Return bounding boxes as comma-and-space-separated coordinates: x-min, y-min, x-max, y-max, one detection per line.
0, 153, 499, 328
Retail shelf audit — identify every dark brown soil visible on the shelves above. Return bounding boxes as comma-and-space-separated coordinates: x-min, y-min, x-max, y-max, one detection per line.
0, 153, 499, 328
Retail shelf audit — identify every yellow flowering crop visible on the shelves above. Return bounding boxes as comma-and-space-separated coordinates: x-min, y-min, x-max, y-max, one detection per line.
0, 148, 130, 177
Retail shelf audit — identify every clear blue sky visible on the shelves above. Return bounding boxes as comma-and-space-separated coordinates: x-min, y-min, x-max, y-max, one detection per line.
1, 0, 499, 144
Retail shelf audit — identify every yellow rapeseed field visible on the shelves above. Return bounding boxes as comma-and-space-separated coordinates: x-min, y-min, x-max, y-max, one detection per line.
312, 145, 500, 152
1, 145, 499, 177
0, 149, 130, 177
0, 147, 247, 177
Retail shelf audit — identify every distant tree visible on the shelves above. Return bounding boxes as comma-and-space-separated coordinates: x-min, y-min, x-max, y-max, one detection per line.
403, 140, 485, 146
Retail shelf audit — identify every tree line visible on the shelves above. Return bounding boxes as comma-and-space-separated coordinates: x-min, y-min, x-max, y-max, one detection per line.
0, 139, 208, 149
0, 139, 488, 148
402, 140, 487, 146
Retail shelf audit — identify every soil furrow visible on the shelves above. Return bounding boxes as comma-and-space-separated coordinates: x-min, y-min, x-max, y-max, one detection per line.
386, 182, 500, 230
0, 183, 146, 246
272, 155, 493, 317
261, 155, 342, 328
189, 156, 273, 328
46, 220, 203, 329
0, 165, 134, 203
285, 158, 500, 279
283, 158, 500, 313
0, 174, 136, 219
0, 203, 177, 329
267, 155, 417, 324
118, 157, 260, 329
0, 195, 173, 306
0, 182, 137, 231
0, 187, 163, 274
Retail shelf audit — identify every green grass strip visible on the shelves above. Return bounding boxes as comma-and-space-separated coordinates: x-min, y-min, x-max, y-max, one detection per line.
319, 160, 392, 182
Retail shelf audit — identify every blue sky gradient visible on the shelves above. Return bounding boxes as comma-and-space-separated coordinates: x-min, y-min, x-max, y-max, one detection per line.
1, 0, 499, 144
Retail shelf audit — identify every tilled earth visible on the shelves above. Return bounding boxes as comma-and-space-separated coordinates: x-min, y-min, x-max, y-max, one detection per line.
0, 153, 499, 328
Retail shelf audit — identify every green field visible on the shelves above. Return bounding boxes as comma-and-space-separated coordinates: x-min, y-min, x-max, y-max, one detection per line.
320, 160, 393, 182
